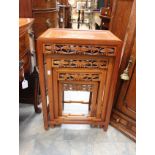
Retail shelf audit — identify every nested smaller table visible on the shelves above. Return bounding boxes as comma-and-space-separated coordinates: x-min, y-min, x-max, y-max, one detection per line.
37, 29, 122, 130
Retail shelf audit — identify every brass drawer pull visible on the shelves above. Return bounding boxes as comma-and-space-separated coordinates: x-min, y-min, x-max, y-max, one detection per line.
46, 18, 52, 28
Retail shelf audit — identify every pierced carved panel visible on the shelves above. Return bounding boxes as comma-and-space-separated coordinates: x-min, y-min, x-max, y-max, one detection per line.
63, 83, 93, 91
52, 59, 108, 69
44, 44, 115, 56
59, 73, 100, 81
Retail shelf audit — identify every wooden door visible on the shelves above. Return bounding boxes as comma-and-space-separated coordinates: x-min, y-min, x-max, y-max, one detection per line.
116, 39, 136, 120
110, 0, 134, 41
110, 0, 136, 141
111, 37, 136, 141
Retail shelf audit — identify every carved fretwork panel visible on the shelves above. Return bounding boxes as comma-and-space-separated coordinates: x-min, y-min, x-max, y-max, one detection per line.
59, 73, 100, 81
44, 44, 116, 56
52, 59, 109, 69
63, 83, 94, 91
38, 29, 122, 130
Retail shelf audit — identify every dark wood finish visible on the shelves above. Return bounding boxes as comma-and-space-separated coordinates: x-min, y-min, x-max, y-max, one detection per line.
98, 0, 113, 30
65, 6, 72, 28
111, 38, 136, 141
32, 10, 58, 38
110, 0, 136, 141
19, 69, 41, 113
58, 5, 66, 28
19, 0, 32, 17
104, 0, 110, 7
58, 0, 69, 5
19, 0, 58, 38
19, 33, 31, 77
19, 18, 34, 77
99, 7, 111, 30
101, 7, 111, 17
110, 0, 134, 41
58, 5, 72, 28
58, 0, 71, 28
32, 0, 58, 38
32, 0, 56, 10
109, 0, 113, 7
37, 29, 122, 130
116, 39, 136, 120
19, 18, 41, 113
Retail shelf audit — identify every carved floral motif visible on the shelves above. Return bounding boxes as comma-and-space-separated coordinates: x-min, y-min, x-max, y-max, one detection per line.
52, 59, 108, 69
44, 44, 115, 56
63, 83, 93, 91
59, 73, 100, 81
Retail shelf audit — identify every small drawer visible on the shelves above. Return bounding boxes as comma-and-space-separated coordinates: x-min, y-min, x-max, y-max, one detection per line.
32, 0, 56, 10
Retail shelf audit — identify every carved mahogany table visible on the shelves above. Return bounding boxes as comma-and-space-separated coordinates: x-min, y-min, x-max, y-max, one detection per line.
37, 29, 122, 130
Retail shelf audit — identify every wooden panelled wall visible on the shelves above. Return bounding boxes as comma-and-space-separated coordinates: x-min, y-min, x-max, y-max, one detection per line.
19, 0, 32, 17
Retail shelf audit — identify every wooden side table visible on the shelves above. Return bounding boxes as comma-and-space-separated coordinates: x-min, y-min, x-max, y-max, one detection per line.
37, 29, 122, 130
19, 18, 41, 113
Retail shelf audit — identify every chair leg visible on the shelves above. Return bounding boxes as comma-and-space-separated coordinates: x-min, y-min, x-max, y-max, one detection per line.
89, 92, 92, 111
77, 10, 81, 29
33, 68, 41, 113
62, 91, 64, 110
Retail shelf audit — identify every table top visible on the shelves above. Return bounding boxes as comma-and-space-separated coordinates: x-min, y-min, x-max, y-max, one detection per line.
19, 18, 34, 37
38, 28, 122, 45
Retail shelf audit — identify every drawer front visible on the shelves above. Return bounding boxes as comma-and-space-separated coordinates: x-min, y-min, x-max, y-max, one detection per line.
19, 33, 29, 58
19, 33, 31, 75
19, 49, 31, 75
33, 10, 58, 38
32, 0, 56, 9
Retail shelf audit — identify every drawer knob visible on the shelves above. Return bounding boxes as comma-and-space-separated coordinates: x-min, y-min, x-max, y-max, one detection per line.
116, 118, 120, 123
46, 18, 52, 28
